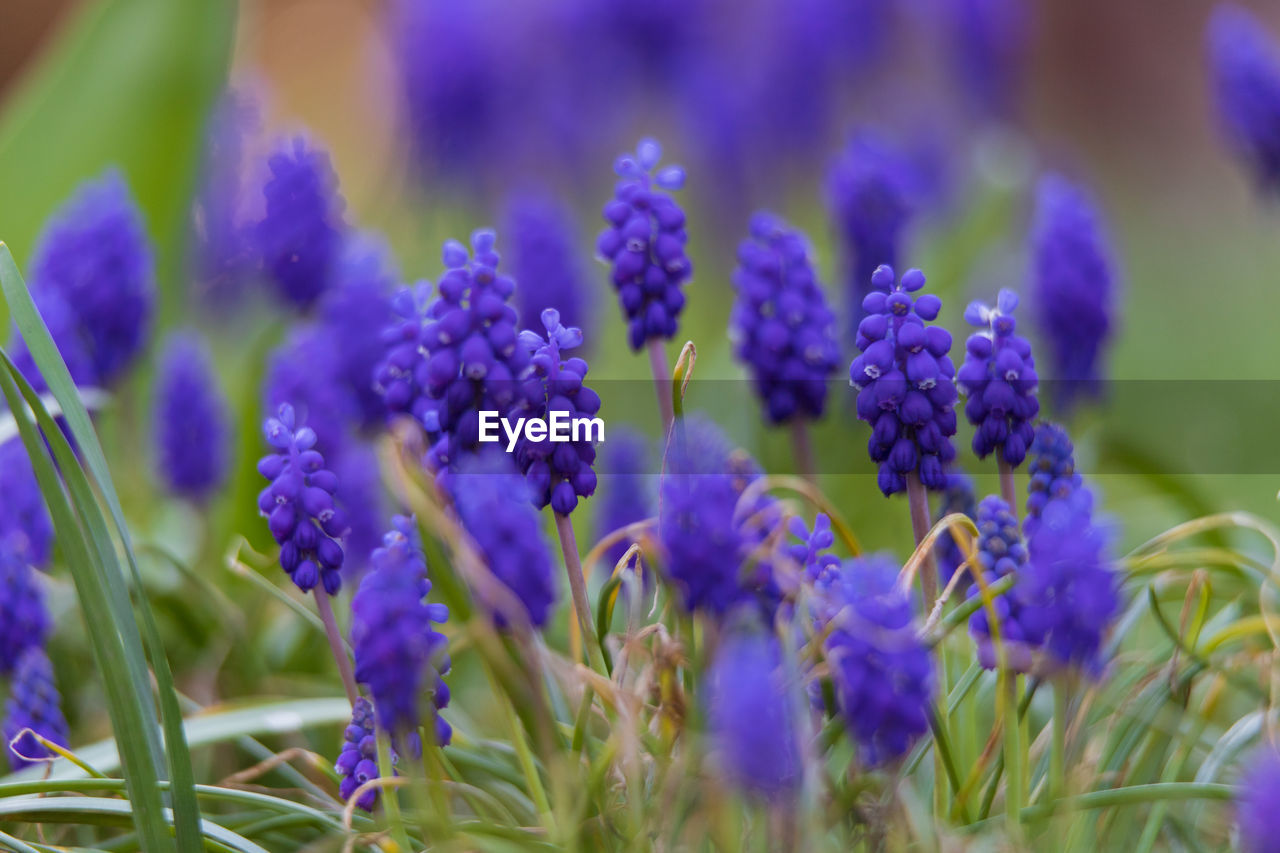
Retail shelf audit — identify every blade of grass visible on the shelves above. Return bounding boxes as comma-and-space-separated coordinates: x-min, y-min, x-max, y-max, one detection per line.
0, 798, 268, 853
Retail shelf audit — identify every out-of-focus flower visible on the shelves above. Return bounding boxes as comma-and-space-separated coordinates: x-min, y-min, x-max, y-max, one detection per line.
0, 440, 53, 569
1209, 4, 1280, 191
957, 289, 1039, 468
256, 404, 347, 594
731, 212, 840, 425
152, 332, 230, 503
191, 88, 260, 306
849, 265, 958, 496
374, 281, 437, 434
3, 646, 68, 771
255, 137, 346, 310
1238, 746, 1280, 853
1024, 422, 1086, 536
0, 555, 48, 676
944, 0, 1030, 120
335, 697, 384, 812
966, 495, 1033, 671
1030, 175, 1116, 412
934, 471, 977, 587
503, 189, 592, 334
596, 139, 692, 351
594, 427, 654, 573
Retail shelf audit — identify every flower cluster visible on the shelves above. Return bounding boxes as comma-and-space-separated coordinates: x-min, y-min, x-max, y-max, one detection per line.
730, 212, 840, 424
0, 556, 48, 675
934, 471, 976, 586
352, 516, 452, 746
594, 427, 654, 572
958, 289, 1039, 467
3, 647, 68, 770
0, 440, 54, 568
335, 697, 385, 812
1209, 4, 1280, 191
813, 556, 933, 764
944, 0, 1029, 119
152, 332, 230, 503
255, 137, 347, 310
849, 265, 958, 496
514, 309, 601, 514
659, 418, 783, 618
596, 139, 692, 351
375, 282, 437, 432
22, 170, 154, 389
256, 405, 347, 594
1024, 422, 1085, 535
787, 513, 839, 582
1031, 175, 1116, 412
191, 88, 259, 306
708, 628, 802, 800
966, 496, 1033, 671
503, 189, 592, 333
451, 453, 557, 629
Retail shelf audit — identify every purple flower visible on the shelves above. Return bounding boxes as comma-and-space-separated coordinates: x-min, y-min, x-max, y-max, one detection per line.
0, 440, 53, 568
335, 697, 384, 812
256, 404, 347, 594
3, 646, 68, 771
596, 139, 692, 351
450, 453, 557, 630
966, 495, 1033, 671
826, 131, 919, 335
957, 289, 1039, 467
0, 555, 48, 676
787, 513, 839, 582
255, 136, 346, 310
10, 287, 97, 393
152, 332, 231, 503
25, 170, 155, 387
514, 310, 601, 514
708, 627, 803, 800
503, 189, 592, 334
352, 516, 451, 744
944, 0, 1030, 119
374, 281, 437, 433
813, 556, 933, 765
934, 471, 976, 587
849, 265, 958, 496
594, 427, 654, 573
1239, 746, 1280, 853
658, 417, 783, 618
731, 212, 840, 425
264, 327, 358, 460
1030, 175, 1116, 412
1209, 4, 1280, 191
1024, 422, 1087, 537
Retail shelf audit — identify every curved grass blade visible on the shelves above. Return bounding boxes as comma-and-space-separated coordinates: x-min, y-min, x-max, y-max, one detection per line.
0, 798, 269, 853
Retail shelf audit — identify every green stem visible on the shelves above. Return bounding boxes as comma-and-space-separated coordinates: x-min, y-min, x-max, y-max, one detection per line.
554, 512, 606, 672
377, 734, 415, 851
1003, 673, 1023, 836
790, 419, 816, 484
997, 451, 1017, 516
313, 587, 358, 706
646, 338, 675, 435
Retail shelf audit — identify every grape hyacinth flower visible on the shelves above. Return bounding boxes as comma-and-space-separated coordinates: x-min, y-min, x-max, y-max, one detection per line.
514, 309, 601, 514
0, 556, 49, 675
255, 137, 346, 310
957, 289, 1039, 471
10, 288, 97, 393
659, 417, 783, 618
152, 332, 231, 503
827, 132, 918, 335
967, 495, 1033, 671
1208, 4, 1280, 192
256, 404, 347, 594
848, 265, 958, 497
1030, 175, 1116, 412
787, 513, 839, 582
730, 212, 840, 425
813, 556, 933, 765
708, 627, 803, 800
3, 646, 68, 771
596, 138, 691, 352
352, 516, 452, 745
335, 697, 384, 812
944, 0, 1030, 120
26, 170, 155, 386
1024, 422, 1086, 536
0, 440, 54, 568
1238, 746, 1280, 853
191, 88, 259, 307
934, 471, 977, 587
503, 189, 592, 333
451, 453, 557, 629
374, 281, 437, 432
595, 427, 654, 572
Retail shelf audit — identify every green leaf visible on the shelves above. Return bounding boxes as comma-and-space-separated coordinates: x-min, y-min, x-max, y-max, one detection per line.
0, 798, 269, 853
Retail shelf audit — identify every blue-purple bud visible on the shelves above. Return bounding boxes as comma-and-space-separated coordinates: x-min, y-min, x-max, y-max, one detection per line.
3, 646, 68, 771
966, 495, 1033, 671
1024, 422, 1086, 536
957, 289, 1039, 467
152, 332, 231, 503
787, 513, 839, 582
335, 697, 385, 812
1209, 4, 1280, 191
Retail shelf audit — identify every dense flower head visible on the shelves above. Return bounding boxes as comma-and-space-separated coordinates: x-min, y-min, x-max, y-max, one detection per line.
826, 131, 919, 334
849, 265, 958, 496
731, 212, 840, 424
191, 88, 259, 306
658, 417, 783, 618
1238, 746, 1280, 853
352, 516, 452, 744
1020, 491, 1119, 674
0, 555, 48, 676
596, 139, 692, 351
27, 170, 155, 386
513, 309, 601, 514
374, 281, 437, 432
10, 288, 97, 393
944, 0, 1030, 119
595, 427, 654, 572
1209, 4, 1280, 191
3, 646, 68, 771
256, 404, 347, 594
934, 471, 977, 586
708, 626, 803, 800
450, 453, 557, 629
0, 440, 53, 568
335, 697, 385, 812
152, 332, 231, 503
255, 136, 346, 309
812, 556, 933, 765
1024, 422, 1086, 536
503, 189, 592, 333
787, 513, 839, 582
957, 289, 1039, 467
967, 496, 1033, 670
1030, 175, 1116, 411
419, 230, 539, 477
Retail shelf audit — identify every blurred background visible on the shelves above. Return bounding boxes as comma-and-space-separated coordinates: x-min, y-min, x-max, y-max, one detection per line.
0, 0, 1278, 756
